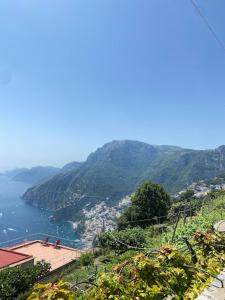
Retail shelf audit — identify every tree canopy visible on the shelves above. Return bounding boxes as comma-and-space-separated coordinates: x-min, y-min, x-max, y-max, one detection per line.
118, 181, 171, 229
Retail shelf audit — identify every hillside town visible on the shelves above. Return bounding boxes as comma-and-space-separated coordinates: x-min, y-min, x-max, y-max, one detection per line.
73, 196, 131, 247
78, 176, 225, 247
177, 176, 225, 198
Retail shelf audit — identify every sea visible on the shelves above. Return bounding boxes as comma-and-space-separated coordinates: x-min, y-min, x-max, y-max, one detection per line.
0, 175, 83, 249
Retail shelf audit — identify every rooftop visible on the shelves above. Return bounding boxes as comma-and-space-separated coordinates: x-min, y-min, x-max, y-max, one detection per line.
9, 240, 82, 271
0, 248, 33, 269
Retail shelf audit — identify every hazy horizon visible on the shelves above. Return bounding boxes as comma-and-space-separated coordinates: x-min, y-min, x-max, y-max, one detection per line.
1, 0, 225, 171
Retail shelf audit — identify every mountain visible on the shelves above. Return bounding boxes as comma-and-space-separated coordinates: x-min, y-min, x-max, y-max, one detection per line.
22, 140, 225, 220
61, 161, 83, 173
1, 168, 29, 178
13, 166, 60, 185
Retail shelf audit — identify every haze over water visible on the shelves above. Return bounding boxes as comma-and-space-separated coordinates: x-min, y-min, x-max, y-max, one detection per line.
0, 175, 82, 248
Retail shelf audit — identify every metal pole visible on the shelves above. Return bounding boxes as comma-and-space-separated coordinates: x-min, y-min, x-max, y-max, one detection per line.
171, 212, 180, 243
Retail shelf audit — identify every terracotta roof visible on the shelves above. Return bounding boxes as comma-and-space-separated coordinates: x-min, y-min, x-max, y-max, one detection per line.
9, 240, 82, 271
0, 248, 32, 268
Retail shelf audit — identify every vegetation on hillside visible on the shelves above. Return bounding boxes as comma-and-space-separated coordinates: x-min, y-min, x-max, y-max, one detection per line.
28, 281, 75, 300
117, 181, 171, 229
88, 237, 225, 300
0, 261, 50, 300
97, 227, 146, 253
25, 180, 225, 299
1, 180, 223, 299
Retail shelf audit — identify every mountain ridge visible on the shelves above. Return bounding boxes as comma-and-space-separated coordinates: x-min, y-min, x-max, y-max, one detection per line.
22, 140, 225, 220
13, 166, 60, 185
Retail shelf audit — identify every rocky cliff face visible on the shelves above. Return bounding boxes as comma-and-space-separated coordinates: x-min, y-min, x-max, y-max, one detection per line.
22, 140, 225, 220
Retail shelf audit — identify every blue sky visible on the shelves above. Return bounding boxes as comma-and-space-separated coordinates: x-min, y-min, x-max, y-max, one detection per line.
0, 0, 225, 170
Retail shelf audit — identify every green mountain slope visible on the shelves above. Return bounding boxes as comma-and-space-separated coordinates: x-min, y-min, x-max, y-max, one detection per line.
22, 140, 225, 219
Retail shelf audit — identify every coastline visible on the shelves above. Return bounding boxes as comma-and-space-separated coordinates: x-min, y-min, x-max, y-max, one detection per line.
68, 221, 78, 230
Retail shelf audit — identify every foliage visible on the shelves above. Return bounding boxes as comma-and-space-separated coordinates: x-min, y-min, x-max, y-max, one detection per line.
88, 194, 225, 298
179, 189, 195, 201
168, 198, 203, 219
204, 173, 225, 185
207, 189, 225, 200
193, 230, 225, 255
97, 227, 146, 253
0, 261, 50, 300
16, 290, 32, 300
28, 229, 225, 300
118, 181, 171, 229
80, 252, 94, 266
88, 241, 225, 300
162, 194, 225, 246
28, 280, 75, 300
57, 194, 225, 299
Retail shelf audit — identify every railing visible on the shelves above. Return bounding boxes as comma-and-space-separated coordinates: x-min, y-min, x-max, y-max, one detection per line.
0, 232, 84, 249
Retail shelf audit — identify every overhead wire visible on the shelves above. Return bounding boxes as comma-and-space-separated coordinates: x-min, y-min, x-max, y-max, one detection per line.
190, 0, 225, 53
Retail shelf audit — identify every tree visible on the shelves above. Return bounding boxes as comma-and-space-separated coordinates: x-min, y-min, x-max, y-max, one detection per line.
117, 181, 171, 229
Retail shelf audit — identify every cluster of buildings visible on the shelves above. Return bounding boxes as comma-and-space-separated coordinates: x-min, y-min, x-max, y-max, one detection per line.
77, 196, 131, 247
176, 178, 225, 199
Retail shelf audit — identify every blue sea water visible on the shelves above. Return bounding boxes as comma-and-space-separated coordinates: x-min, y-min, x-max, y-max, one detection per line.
0, 175, 83, 249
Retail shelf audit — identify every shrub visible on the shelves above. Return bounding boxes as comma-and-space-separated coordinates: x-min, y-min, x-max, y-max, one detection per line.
97, 227, 146, 253
88, 242, 225, 300
80, 252, 94, 266
28, 280, 75, 300
0, 261, 50, 300
167, 198, 203, 219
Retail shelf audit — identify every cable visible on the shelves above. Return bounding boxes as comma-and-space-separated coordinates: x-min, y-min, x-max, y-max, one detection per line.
120, 207, 194, 225
110, 235, 147, 251
190, 0, 225, 53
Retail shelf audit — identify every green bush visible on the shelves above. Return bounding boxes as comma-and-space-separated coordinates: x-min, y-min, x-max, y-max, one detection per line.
97, 227, 146, 253
16, 290, 31, 300
80, 252, 94, 266
168, 198, 204, 219
0, 261, 50, 300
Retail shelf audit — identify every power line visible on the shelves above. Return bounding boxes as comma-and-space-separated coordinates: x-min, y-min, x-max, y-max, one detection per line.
190, 0, 225, 53
120, 207, 195, 225
110, 235, 148, 251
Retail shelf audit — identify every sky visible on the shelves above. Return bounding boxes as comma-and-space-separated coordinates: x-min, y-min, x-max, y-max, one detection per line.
1, 0, 225, 171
